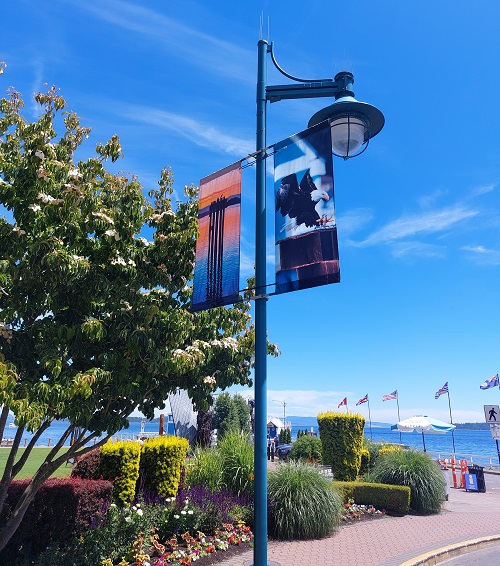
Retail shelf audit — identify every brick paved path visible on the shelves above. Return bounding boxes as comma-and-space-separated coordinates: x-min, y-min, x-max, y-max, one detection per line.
216, 470, 500, 566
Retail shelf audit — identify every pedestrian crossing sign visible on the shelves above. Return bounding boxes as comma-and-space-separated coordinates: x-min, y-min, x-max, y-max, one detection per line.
484, 405, 500, 424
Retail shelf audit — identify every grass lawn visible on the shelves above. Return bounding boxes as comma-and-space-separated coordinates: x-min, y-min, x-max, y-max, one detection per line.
0, 447, 72, 479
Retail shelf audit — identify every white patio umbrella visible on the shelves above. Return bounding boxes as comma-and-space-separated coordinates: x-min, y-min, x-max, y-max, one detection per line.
391, 415, 456, 452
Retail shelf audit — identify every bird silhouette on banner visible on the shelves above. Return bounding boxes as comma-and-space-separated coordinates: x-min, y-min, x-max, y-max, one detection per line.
276, 169, 330, 230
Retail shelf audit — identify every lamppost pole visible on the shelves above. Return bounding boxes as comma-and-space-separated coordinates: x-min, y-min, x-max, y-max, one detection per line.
252, 39, 384, 566
253, 38, 269, 566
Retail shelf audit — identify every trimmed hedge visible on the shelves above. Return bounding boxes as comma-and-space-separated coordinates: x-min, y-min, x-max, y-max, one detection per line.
318, 412, 365, 481
1, 478, 113, 561
333, 480, 410, 515
139, 435, 189, 498
99, 441, 141, 506
71, 448, 101, 480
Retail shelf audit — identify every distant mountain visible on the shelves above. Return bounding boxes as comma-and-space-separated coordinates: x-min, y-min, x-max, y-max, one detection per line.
287, 416, 391, 428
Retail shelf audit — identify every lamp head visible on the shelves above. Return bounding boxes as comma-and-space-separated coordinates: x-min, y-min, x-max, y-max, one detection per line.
308, 72, 385, 160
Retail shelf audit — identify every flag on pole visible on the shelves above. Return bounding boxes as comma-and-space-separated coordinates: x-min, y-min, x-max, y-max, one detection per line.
480, 374, 499, 390
382, 390, 398, 401
356, 394, 368, 406
435, 382, 449, 399
338, 397, 347, 408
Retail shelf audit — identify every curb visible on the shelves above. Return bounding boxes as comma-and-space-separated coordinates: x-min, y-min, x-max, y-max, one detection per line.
399, 534, 500, 565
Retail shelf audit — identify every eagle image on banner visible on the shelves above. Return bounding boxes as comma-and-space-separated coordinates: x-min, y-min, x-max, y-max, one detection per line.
192, 162, 241, 311
274, 121, 340, 295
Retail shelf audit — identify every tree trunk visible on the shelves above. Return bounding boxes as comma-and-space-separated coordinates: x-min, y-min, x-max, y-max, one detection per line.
0, 406, 9, 442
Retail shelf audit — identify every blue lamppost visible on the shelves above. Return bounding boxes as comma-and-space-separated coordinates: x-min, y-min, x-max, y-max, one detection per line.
253, 40, 384, 566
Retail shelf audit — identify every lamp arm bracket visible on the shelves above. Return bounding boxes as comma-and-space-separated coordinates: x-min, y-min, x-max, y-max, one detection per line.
268, 41, 334, 84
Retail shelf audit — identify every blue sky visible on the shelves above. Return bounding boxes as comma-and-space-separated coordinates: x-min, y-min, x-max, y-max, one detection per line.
2, 0, 500, 424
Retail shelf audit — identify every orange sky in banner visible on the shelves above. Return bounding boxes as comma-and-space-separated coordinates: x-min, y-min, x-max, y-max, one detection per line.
196, 198, 241, 252
199, 167, 241, 209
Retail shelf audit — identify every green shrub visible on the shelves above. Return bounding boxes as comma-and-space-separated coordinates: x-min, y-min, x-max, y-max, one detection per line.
99, 441, 141, 506
359, 448, 370, 475
217, 430, 254, 497
368, 449, 447, 514
268, 461, 342, 540
289, 435, 322, 463
318, 412, 365, 480
139, 436, 189, 498
185, 446, 225, 493
333, 480, 410, 515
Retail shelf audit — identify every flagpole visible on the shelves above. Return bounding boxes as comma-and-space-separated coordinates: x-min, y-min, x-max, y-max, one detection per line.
396, 391, 402, 444
446, 389, 456, 455
367, 396, 373, 441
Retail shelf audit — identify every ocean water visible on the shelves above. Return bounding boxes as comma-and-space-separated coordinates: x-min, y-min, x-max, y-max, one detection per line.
4, 419, 174, 449
6, 420, 499, 469
291, 425, 500, 468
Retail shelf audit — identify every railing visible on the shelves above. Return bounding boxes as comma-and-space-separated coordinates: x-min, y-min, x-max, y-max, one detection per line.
428, 449, 500, 470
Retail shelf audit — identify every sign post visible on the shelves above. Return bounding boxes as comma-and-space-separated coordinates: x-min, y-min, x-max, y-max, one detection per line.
484, 405, 500, 466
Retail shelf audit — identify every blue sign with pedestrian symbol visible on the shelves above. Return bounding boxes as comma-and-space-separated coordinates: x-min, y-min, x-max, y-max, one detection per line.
465, 473, 478, 491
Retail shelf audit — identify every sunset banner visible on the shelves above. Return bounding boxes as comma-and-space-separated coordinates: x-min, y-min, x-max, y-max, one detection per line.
192, 162, 241, 311
273, 121, 339, 295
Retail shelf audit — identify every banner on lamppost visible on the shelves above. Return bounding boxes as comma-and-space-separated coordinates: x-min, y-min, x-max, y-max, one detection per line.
273, 121, 340, 295
192, 162, 242, 311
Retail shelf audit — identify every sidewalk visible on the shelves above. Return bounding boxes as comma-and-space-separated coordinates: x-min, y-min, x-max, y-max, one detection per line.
216, 468, 500, 566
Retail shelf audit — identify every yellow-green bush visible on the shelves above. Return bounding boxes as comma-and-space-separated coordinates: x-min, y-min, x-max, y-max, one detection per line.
359, 448, 370, 475
99, 441, 141, 506
317, 412, 365, 481
139, 436, 189, 497
333, 480, 410, 515
378, 444, 403, 457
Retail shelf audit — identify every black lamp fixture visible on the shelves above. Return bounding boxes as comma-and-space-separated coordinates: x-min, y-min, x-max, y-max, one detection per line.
308, 71, 385, 159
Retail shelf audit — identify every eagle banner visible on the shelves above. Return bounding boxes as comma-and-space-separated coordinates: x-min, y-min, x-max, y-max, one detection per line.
273, 121, 340, 295
192, 162, 242, 312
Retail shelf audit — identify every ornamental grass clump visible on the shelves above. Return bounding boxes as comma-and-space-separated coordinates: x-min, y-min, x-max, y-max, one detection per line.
368, 449, 447, 514
217, 430, 254, 498
268, 461, 342, 540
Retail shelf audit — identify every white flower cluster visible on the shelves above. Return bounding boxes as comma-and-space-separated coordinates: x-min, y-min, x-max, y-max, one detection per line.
104, 229, 120, 241
12, 226, 25, 235
123, 503, 144, 523
67, 168, 82, 180
149, 210, 174, 223
92, 212, 114, 224
37, 193, 63, 204
110, 256, 136, 267
28, 204, 41, 212
203, 375, 217, 385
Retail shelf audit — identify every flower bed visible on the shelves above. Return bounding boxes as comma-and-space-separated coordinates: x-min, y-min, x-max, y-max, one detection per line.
341, 499, 386, 524
101, 522, 253, 566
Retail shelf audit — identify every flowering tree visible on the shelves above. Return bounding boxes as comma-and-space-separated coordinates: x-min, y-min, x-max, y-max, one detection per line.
0, 75, 275, 550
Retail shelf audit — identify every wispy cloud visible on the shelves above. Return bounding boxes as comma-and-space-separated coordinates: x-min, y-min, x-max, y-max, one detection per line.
337, 208, 373, 238
112, 103, 253, 157
78, 0, 253, 84
356, 206, 478, 247
462, 245, 500, 265
390, 241, 446, 259
417, 189, 449, 209
470, 183, 495, 198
